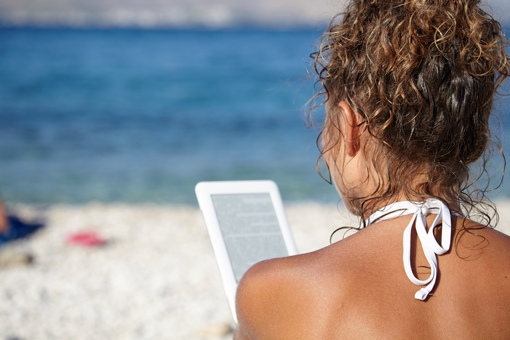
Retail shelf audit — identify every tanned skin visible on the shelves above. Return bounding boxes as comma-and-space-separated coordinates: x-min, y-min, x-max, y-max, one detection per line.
235, 215, 510, 339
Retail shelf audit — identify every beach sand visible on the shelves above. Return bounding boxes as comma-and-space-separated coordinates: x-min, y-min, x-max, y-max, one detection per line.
1, 201, 509, 340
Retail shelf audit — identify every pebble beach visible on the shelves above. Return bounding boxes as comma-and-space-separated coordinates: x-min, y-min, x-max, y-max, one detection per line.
1, 201, 509, 340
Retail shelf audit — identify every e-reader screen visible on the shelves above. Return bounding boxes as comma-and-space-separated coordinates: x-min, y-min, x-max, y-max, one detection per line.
211, 193, 289, 282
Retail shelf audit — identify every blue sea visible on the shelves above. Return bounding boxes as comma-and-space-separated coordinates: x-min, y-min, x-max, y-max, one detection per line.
1, 27, 509, 205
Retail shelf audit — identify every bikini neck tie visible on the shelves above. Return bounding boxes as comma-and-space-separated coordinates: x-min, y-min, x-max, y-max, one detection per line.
365, 198, 453, 301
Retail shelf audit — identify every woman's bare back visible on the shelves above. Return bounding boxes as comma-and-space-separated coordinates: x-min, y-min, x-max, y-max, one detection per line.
235, 216, 510, 339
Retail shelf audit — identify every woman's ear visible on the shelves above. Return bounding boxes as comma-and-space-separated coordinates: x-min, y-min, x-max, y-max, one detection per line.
338, 101, 362, 157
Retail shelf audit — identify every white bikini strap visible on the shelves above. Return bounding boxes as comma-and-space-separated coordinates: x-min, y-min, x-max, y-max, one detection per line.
365, 199, 453, 301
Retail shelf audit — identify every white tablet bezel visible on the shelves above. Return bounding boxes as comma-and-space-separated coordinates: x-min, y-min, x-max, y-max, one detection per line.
195, 180, 297, 322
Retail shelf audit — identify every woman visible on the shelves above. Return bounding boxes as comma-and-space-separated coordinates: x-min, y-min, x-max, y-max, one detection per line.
234, 0, 510, 338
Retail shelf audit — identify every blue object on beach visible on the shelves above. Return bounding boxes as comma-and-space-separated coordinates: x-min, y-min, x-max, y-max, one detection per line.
0, 216, 44, 246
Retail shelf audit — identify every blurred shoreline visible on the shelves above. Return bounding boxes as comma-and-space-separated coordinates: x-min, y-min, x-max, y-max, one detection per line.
0, 0, 337, 29
0, 0, 508, 28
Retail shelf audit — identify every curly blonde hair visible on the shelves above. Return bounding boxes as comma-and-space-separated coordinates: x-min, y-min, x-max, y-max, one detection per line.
311, 0, 510, 226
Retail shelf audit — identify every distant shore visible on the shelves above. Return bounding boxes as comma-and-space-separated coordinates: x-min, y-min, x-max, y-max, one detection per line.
0, 201, 509, 339
0, 0, 508, 28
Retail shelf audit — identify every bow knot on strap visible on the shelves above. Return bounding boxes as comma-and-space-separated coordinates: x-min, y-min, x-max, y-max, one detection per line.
366, 199, 453, 300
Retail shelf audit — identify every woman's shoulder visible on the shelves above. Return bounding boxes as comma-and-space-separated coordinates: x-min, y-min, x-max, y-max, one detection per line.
234, 232, 378, 339
457, 221, 510, 259
236, 229, 374, 307
455, 223, 510, 279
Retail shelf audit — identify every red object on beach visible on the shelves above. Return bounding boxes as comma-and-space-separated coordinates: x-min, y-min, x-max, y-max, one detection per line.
67, 231, 107, 247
